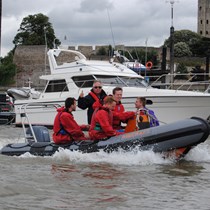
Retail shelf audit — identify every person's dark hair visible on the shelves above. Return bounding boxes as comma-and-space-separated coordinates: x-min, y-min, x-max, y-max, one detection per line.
137, 97, 146, 107
65, 97, 76, 109
112, 87, 123, 95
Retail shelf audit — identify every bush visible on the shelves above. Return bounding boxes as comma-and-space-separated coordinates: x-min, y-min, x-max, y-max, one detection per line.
175, 63, 188, 80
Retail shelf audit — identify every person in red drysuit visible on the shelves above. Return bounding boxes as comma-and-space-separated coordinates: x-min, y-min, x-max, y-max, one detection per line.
53, 97, 89, 144
89, 96, 123, 140
112, 87, 135, 130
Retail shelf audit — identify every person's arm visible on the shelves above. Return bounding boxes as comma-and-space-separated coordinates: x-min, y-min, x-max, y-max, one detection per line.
80, 124, 90, 131
78, 95, 91, 109
113, 111, 135, 123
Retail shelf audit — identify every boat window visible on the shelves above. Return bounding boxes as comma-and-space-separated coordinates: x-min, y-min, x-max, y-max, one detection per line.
72, 75, 95, 87
45, 80, 69, 92
120, 77, 148, 87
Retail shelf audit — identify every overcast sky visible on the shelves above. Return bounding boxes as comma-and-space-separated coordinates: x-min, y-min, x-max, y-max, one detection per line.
1, 0, 198, 57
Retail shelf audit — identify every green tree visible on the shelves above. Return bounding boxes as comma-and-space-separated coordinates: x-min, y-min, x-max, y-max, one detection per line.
175, 63, 188, 80
128, 49, 145, 62
190, 37, 210, 57
174, 42, 192, 57
97, 46, 108, 55
0, 50, 16, 85
164, 29, 204, 57
13, 13, 60, 49
164, 30, 201, 47
108, 45, 113, 56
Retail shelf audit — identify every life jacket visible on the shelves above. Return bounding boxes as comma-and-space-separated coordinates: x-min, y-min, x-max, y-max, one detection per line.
124, 115, 138, 133
91, 107, 113, 131
89, 91, 103, 109
89, 107, 116, 140
94, 123, 103, 131
136, 109, 150, 130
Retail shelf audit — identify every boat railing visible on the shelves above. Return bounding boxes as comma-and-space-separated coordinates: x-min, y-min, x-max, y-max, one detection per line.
57, 79, 96, 97
19, 103, 61, 142
148, 73, 210, 92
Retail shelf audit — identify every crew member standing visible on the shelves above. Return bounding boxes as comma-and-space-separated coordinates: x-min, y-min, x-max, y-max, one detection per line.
78, 80, 107, 124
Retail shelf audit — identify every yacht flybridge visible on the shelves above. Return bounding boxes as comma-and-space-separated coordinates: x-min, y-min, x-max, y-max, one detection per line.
14, 48, 210, 127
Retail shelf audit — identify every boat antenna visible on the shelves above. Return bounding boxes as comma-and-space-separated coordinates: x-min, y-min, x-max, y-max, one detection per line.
107, 9, 115, 50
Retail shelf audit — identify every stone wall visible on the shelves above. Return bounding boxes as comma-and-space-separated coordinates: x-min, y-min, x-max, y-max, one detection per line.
13, 45, 49, 89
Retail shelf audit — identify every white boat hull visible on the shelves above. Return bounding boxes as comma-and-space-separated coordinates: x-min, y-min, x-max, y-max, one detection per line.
14, 92, 210, 127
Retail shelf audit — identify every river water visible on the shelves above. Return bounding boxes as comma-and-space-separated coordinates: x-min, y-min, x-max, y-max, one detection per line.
0, 125, 210, 210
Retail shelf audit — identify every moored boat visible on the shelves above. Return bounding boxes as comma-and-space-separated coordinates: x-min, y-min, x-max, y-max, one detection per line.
113, 51, 146, 73
13, 48, 210, 127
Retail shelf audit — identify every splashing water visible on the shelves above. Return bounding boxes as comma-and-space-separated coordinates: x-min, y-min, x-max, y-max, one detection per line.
16, 142, 210, 166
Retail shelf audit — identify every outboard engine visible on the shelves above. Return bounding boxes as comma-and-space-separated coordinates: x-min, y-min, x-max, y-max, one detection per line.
26, 126, 51, 142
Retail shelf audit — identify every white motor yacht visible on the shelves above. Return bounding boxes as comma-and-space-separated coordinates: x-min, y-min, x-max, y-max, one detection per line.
14, 48, 210, 127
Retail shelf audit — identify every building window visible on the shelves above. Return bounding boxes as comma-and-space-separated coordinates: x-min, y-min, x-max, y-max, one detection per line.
199, 6, 202, 11
206, 31, 209, 35
207, 20, 209, 24
201, 20, 203, 24
200, 31, 203, 35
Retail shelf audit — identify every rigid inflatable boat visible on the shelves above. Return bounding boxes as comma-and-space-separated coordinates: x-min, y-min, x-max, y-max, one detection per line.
0, 117, 209, 159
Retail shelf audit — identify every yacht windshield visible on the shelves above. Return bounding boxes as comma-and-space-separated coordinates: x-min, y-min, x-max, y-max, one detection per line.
95, 75, 125, 86
120, 77, 148, 87
54, 50, 85, 66
72, 75, 148, 88
95, 75, 148, 87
